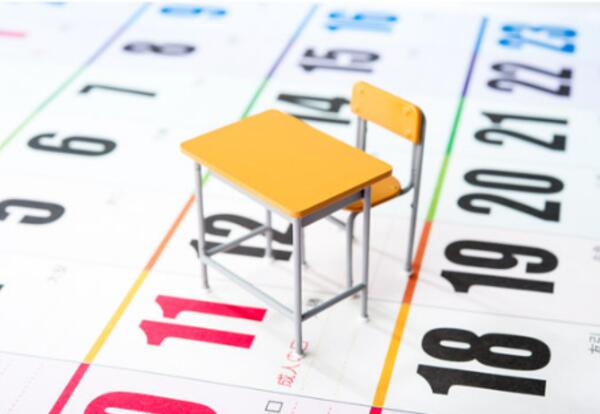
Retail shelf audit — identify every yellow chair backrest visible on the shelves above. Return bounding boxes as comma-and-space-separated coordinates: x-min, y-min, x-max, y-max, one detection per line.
350, 81, 423, 144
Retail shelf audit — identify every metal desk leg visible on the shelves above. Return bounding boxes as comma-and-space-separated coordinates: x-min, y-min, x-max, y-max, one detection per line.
302, 227, 307, 265
346, 212, 358, 288
293, 218, 304, 356
265, 209, 273, 259
361, 186, 371, 319
194, 163, 209, 289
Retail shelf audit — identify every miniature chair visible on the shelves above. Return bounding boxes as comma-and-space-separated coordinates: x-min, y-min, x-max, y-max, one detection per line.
340, 81, 425, 285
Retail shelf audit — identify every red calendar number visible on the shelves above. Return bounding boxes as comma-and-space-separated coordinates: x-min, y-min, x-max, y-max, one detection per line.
86, 391, 216, 413
140, 295, 267, 349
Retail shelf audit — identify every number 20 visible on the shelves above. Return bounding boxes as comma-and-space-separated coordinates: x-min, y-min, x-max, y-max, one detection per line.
458, 169, 563, 222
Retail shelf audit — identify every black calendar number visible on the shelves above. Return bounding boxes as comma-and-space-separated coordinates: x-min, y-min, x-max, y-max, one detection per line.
0, 199, 65, 224
80, 83, 156, 98
299, 48, 379, 73
417, 365, 547, 396
458, 169, 562, 221
422, 328, 550, 370
28, 133, 116, 156
458, 193, 560, 221
441, 269, 554, 293
277, 93, 350, 124
465, 170, 563, 193
123, 41, 195, 56
418, 328, 550, 396
445, 240, 558, 273
441, 240, 557, 293
488, 62, 572, 97
190, 214, 292, 260
476, 112, 567, 151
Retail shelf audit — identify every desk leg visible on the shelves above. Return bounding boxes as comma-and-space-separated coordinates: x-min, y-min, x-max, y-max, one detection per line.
302, 228, 307, 265
293, 218, 304, 356
194, 163, 209, 290
361, 186, 371, 319
346, 212, 358, 288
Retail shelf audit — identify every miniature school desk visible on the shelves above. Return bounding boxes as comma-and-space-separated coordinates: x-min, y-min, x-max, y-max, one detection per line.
181, 109, 392, 355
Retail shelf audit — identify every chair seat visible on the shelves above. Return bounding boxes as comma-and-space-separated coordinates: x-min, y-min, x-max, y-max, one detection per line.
344, 175, 401, 213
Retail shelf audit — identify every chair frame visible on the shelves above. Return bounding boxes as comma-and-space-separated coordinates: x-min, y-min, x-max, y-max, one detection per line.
343, 113, 426, 286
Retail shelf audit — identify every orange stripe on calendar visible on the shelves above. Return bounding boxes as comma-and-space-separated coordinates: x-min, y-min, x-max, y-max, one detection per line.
370, 221, 432, 409
85, 194, 195, 364
402, 220, 432, 305
144, 195, 195, 271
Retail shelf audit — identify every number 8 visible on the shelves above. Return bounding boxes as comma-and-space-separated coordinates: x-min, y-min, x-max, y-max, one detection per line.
422, 328, 550, 371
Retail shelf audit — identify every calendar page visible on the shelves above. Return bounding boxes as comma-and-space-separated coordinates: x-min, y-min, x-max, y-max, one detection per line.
0, 3, 599, 413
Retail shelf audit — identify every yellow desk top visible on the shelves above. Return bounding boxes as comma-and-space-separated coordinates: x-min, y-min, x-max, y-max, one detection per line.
181, 110, 392, 218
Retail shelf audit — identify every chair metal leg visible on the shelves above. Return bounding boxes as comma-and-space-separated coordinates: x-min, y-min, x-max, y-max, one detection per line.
293, 218, 304, 356
194, 163, 209, 289
361, 186, 371, 319
405, 196, 418, 274
346, 212, 358, 288
405, 143, 423, 275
